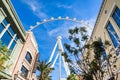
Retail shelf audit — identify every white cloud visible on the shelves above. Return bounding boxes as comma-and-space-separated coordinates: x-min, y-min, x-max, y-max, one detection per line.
48, 18, 96, 39
84, 18, 96, 36
48, 21, 78, 39
57, 3, 72, 9
21, 0, 48, 19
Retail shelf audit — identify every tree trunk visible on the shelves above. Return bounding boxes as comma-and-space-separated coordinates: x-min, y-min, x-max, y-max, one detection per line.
39, 72, 44, 80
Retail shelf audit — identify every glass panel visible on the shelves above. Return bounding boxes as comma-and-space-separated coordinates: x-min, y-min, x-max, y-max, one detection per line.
25, 52, 32, 63
15, 36, 18, 41
116, 7, 120, 17
103, 51, 107, 60
2, 19, 8, 26
0, 24, 4, 33
99, 39, 108, 60
21, 65, 28, 78
1, 31, 12, 46
107, 22, 120, 48
112, 7, 120, 28
9, 41, 16, 51
8, 26, 15, 36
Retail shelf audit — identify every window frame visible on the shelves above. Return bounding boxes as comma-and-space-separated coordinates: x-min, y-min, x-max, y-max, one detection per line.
0, 18, 18, 54
106, 22, 120, 48
20, 65, 28, 78
112, 6, 120, 28
25, 51, 32, 64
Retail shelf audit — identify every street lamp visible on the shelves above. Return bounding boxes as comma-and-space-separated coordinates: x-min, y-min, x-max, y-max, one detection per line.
14, 74, 18, 80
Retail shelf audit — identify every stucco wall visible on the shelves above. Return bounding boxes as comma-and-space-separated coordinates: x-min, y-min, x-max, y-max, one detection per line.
12, 31, 38, 80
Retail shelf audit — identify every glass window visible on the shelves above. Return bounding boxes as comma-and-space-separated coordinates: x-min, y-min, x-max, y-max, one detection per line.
25, 52, 32, 63
1, 31, 12, 46
0, 19, 19, 54
112, 7, 120, 28
99, 39, 108, 60
0, 24, 4, 33
102, 51, 107, 60
9, 41, 16, 51
8, 27, 15, 36
2, 19, 8, 26
106, 22, 120, 48
15, 36, 18, 41
21, 65, 28, 78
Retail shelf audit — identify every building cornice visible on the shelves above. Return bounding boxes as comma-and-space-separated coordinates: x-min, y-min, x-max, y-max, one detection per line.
90, 0, 107, 39
0, 0, 26, 41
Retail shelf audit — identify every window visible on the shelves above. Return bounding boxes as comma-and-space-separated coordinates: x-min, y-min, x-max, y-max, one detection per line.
21, 65, 28, 78
2, 19, 8, 26
25, 52, 32, 63
112, 7, 120, 28
99, 39, 108, 60
1, 31, 12, 46
9, 41, 16, 51
8, 26, 15, 36
106, 22, 120, 48
0, 19, 18, 53
102, 51, 108, 60
0, 24, 4, 33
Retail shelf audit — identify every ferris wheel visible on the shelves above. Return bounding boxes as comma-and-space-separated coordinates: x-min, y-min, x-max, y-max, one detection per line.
29, 16, 92, 80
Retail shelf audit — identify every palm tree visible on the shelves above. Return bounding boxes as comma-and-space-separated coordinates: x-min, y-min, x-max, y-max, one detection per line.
67, 74, 79, 80
37, 60, 54, 80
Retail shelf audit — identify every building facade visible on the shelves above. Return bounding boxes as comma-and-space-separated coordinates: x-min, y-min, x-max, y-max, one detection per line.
89, 0, 120, 79
0, 0, 39, 79
12, 31, 39, 80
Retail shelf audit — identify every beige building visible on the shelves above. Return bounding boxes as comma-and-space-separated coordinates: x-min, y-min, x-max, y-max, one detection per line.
0, 0, 39, 79
88, 0, 120, 79
12, 31, 39, 80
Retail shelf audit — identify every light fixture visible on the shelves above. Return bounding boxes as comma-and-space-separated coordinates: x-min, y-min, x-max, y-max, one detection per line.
58, 16, 62, 19
36, 22, 40, 25
51, 17, 54, 20
73, 18, 77, 21
66, 16, 69, 20
43, 19, 47, 22
30, 26, 33, 29
14, 74, 18, 80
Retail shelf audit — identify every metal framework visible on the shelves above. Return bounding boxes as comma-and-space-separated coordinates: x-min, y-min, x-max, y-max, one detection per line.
28, 16, 92, 31
48, 36, 70, 80
28, 16, 92, 80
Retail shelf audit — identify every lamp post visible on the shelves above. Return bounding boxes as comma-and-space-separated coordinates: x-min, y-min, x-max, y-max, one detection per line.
14, 74, 18, 80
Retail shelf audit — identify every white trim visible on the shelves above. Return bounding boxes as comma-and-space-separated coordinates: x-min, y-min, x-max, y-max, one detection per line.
0, 8, 7, 23
30, 37, 37, 49
0, 23, 10, 38
7, 34, 17, 49
0, 8, 7, 18
26, 49, 32, 54
103, 2, 116, 28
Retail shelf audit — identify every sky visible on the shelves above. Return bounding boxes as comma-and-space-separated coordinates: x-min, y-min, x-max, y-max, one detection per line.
11, 0, 102, 79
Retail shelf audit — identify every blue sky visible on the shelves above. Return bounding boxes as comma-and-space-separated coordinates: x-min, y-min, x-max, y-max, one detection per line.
11, 0, 102, 79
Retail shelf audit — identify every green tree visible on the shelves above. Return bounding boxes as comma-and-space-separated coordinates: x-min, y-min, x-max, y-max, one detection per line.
37, 60, 54, 80
67, 74, 79, 80
63, 26, 118, 80
0, 42, 9, 70
0, 42, 10, 79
